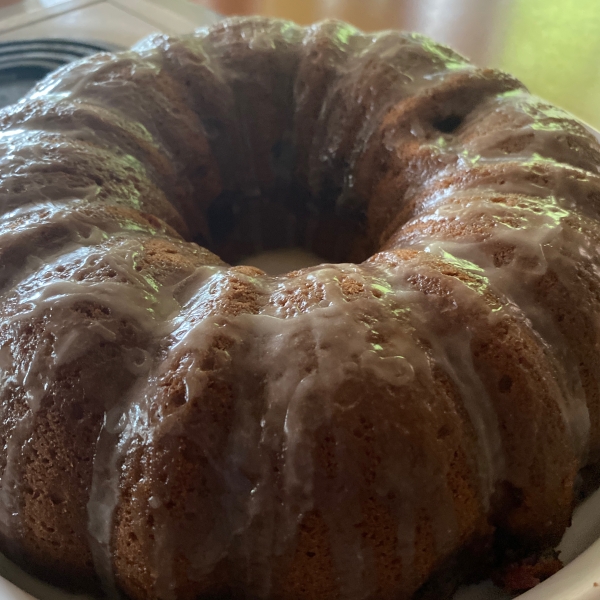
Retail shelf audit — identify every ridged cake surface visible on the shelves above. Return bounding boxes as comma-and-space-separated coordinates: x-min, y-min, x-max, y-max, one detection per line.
0, 16, 599, 600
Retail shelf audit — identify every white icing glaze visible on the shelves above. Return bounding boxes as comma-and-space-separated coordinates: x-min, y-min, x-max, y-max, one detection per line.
391, 191, 594, 457
104, 263, 468, 598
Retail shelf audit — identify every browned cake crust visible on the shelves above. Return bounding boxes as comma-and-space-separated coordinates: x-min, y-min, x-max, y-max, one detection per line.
0, 15, 598, 600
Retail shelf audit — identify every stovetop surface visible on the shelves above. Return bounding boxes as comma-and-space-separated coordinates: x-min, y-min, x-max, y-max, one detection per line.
0, 38, 115, 108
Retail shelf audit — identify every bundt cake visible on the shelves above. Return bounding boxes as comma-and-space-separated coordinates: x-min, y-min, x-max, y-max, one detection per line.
0, 15, 599, 600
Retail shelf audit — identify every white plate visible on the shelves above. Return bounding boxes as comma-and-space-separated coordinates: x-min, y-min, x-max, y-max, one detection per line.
455, 485, 600, 599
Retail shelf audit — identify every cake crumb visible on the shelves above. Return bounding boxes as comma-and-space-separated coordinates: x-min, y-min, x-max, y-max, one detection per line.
494, 551, 562, 592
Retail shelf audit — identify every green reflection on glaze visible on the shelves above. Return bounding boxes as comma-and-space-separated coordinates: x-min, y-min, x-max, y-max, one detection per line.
131, 250, 160, 292
500, 89, 524, 100
143, 275, 160, 293
117, 154, 149, 211
426, 247, 486, 275
120, 218, 151, 233
530, 121, 564, 132
415, 35, 466, 70
334, 22, 359, 46
280, 21, 301, 41
459, 149, 481, 165
371, 283, 392, 295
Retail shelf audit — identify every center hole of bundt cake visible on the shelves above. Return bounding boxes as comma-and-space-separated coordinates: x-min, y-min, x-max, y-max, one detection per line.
238, 248, 323, 276
432, 114, 463, 134
203, 187, 370, 273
